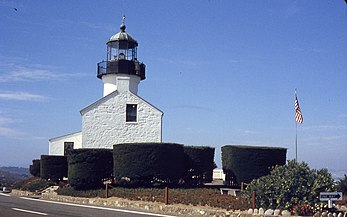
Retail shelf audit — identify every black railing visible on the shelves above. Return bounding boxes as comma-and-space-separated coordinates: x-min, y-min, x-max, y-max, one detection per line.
97, 60, 145, 80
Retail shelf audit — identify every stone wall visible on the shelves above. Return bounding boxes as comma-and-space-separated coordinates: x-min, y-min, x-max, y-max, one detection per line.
11, 190, 346, 217
41, 193, 241, 217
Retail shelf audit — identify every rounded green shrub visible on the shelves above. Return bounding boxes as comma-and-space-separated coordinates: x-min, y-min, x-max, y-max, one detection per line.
113, 143, 185, 186
244, 160, 335, 213
40, 155, 67, 182
68, 149, 113, 190
222, 145, 287, 185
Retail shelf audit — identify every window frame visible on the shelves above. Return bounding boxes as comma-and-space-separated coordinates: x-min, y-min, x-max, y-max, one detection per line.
126, 104, 138, 123
64, 142, 74, 156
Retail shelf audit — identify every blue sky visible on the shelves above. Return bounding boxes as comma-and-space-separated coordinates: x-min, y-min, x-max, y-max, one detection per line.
0, 1, 346, 173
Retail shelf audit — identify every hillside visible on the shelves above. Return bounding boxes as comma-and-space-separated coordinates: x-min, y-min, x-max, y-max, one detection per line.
0, 167, 32, 187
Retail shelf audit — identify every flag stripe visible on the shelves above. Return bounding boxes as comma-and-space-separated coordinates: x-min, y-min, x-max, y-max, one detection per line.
295, 97, 303, 124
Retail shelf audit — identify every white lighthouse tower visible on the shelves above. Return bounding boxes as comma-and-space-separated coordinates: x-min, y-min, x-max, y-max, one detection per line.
48, 18, 163, 155
97, 17, 145, 96
80, 18, 163, 149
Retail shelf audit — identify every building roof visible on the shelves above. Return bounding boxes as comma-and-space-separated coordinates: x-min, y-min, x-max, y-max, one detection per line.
80, 90, 163, 116
48, 131, 82, 142
107, 23, 138, 46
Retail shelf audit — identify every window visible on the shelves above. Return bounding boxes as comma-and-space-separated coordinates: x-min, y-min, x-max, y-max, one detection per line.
64, 142, 74, 156
126, 104, 137, 122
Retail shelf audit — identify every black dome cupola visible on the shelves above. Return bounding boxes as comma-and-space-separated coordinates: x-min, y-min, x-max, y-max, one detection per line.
97, 17, 145, 80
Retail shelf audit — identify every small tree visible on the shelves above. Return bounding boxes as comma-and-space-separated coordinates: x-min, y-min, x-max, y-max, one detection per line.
244, 160, 335, 214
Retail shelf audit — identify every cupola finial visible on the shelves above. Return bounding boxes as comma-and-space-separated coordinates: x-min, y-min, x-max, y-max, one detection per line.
120, 15, 126, 32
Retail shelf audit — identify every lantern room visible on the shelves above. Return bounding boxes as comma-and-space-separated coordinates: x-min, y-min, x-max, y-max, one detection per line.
106, 23, 138, 61
97, 18, 145, 81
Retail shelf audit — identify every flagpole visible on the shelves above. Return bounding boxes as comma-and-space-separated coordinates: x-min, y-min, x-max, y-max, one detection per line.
295, 88, 298, 162
294, 88, 303, 163
295, 120, 298, 162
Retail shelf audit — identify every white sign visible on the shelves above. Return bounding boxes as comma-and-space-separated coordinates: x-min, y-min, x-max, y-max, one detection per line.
319, 192, 343, 201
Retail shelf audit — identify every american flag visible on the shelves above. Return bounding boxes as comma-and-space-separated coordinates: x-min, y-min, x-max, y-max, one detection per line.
295, 96, 303, 124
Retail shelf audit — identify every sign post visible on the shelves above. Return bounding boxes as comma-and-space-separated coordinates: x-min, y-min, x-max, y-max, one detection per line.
319, 192, 343, 209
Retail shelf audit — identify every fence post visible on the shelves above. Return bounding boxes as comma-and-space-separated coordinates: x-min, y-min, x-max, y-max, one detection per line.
252, 191, 256, 209
164, 187, 169, 205
106, 183, 109, 198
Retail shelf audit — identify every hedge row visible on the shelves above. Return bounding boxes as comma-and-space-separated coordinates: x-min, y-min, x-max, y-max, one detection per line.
36, 144, 287, 189
36, 144, 215, 189
222, 145, 287, 185
40, 155, 67, 182
113, 143, 215, 187
67, 149, 113, 190
113, 143, 184, 186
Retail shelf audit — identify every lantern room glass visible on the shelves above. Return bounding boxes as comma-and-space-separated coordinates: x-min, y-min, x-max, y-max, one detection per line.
107, 42, 137, 61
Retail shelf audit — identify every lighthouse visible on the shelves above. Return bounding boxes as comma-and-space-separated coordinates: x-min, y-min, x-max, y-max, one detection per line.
97, 17, 145, 96
48, 18, 163, 155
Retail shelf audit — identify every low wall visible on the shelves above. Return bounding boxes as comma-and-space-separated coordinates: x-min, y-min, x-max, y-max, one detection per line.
42, 194, 242, 216
11, 189, 240, 216
13, 189, 346, 217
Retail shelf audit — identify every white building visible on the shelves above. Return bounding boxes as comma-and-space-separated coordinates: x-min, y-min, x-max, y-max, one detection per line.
212, 169, 226, 181
49, 132, 82, 156
49, 20, 163, 155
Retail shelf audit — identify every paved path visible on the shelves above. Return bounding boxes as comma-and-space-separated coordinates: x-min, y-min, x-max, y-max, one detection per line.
0, 193, 175, 217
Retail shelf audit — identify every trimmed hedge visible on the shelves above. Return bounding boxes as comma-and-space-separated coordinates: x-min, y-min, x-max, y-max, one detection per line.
68, 149, 113, 190
222, 145, 286, 185
184, 146, 215, 185
29, 159, 40, 177
113, 143, 185, 186
40, 155, 67, 182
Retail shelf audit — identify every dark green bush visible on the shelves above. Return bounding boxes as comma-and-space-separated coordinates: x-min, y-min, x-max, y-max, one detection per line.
222, 145, 286, 185
68, 149, 113, 190
183, 146, 215, 185
40, 155, 67, 182
244, 160, 335, 213
29, 159, 40, 177
113, 143, 185, 187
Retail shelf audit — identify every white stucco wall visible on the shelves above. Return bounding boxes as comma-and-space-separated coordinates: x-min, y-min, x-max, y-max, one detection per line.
102, 74, 140, 97
48, 132, 82, 156
102, 74, 117, 97
80, 91, 163, 149
116, 75, 140, 95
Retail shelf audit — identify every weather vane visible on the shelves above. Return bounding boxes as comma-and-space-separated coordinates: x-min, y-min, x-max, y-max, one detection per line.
122, 15, 126, 25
